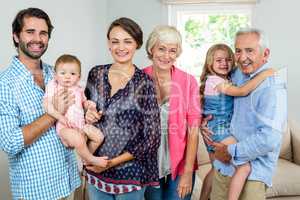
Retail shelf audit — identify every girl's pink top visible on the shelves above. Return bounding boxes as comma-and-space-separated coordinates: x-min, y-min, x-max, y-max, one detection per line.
204, 75, 227, 96
143, 65, 201, 179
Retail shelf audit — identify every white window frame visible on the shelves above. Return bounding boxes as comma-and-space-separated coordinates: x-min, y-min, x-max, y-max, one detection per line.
168, 3, 254, 76
168, 4, 254, 33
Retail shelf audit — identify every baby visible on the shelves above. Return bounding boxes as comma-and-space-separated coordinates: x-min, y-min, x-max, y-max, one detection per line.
44, 54, 107, 167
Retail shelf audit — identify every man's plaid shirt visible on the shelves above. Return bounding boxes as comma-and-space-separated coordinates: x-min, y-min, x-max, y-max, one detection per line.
0, 56, 80, 200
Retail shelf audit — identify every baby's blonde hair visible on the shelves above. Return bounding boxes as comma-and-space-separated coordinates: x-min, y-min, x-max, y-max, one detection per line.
54, 54, 81, 75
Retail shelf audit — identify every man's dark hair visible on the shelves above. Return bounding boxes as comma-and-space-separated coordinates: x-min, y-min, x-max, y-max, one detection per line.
12, 7, 54, 47
107, 17, 143, 49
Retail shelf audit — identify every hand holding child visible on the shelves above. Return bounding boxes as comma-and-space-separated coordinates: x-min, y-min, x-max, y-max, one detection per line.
200, 115, 214, 146
43, 88, 75, 120
85, 100, 103, 124
212, 142, 232, 164
261, 68, 276, 77
85, 158, 111, 172
53, 88, 75, 115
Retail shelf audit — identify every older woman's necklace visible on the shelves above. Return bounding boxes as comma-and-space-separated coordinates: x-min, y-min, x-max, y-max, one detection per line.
153, 68, 171, 105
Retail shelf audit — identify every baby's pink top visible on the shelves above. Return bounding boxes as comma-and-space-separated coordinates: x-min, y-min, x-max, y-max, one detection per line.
204, 75, 227, 96
44, 79, 87, 133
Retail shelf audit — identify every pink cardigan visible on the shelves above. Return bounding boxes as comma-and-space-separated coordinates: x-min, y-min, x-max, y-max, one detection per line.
143, 65, 201, 179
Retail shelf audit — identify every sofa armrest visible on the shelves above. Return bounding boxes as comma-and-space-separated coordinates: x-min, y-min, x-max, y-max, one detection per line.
291, 120, 300, 165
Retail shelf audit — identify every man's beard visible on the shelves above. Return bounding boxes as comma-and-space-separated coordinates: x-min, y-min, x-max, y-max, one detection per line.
19, 40, 48, 59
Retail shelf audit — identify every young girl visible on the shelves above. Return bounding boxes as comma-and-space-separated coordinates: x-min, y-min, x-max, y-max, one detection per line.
199, 44, 275, 200
43, 54, 108, 167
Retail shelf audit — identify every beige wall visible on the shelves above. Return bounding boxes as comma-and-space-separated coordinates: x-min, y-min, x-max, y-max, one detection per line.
252, 0, 299, 122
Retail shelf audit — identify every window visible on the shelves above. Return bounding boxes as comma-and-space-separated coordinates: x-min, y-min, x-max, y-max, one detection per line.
168, 3, 253, 79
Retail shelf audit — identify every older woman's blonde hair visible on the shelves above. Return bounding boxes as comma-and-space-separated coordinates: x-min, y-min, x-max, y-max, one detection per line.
146, 25, 182, 59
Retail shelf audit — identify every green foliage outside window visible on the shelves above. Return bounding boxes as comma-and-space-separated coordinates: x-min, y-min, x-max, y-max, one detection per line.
184, 15, 250, 49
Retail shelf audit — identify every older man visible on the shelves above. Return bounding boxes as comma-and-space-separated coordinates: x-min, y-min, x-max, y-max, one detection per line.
0, 8, 80, 200
209, 28, 287, 200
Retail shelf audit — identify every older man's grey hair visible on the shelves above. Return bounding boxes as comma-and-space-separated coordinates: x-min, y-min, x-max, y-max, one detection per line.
235, 28, 269, 51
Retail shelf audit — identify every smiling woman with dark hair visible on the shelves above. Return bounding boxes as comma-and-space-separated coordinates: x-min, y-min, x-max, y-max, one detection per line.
83, 17, 161, 200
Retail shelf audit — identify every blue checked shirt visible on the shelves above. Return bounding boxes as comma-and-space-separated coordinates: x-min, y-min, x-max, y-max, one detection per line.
0, 56, 80, 200
213, 64, 287, 187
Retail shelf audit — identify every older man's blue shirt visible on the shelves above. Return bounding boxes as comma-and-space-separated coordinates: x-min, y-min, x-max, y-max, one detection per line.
213, 64, 287, 187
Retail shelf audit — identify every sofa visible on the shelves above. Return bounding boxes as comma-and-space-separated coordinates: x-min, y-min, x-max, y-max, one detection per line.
75, 121, 300, 200
192, 120, 300, 200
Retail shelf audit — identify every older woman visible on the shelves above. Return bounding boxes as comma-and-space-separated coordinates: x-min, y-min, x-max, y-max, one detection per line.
143, 26, 201, 200
84, 17, 161, 200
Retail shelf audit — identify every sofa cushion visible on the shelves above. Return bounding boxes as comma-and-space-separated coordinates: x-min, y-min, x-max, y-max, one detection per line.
266, 159, 300, 198
192, 164, 212, 200
197, 163, 212, 180
267, 197, 300, 200
279, 124, 292, 161
291, 120, 300, 165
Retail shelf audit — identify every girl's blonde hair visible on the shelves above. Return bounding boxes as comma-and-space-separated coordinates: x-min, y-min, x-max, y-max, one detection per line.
54, 54, 82, 75
199, 44, 235, 105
